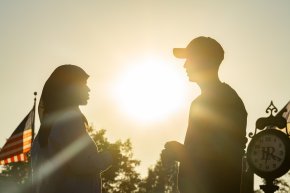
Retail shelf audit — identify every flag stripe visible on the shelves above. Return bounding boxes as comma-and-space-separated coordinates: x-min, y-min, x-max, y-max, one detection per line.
284, 101, 290, 122
1, 135, 32, 150
5, 129, 32, 143
0, 144, 31, 159
20, 153, 25, 160
0, 139, 32, 154
0, 153, 27, 164
0, 148, 30, 161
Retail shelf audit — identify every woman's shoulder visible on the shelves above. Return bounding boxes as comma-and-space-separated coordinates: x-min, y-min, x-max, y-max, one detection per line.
54, 108, 84, 125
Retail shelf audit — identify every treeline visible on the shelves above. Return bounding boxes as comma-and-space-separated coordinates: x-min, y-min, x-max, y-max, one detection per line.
0, 127, 178, 193
1, 127, 289, 193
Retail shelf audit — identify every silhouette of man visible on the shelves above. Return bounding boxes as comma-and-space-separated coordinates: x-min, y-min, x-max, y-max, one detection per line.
162, 37, 247, 193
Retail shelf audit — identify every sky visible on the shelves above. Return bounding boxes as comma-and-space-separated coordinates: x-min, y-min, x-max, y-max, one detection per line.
0, 0, 289, 189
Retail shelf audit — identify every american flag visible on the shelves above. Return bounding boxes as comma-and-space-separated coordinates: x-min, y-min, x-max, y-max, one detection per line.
283, 101, 290, 131
0, 105, 35, 165
282, 101, 290, 122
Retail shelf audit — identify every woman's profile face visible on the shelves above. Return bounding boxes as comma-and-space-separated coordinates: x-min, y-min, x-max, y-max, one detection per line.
66, 78, 90, 106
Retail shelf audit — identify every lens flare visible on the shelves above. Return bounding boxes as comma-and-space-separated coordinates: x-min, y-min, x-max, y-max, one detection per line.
112, 56, 187, 123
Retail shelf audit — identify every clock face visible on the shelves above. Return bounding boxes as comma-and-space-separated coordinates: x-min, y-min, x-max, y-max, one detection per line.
248, 133, 285, 172
247, 129, 290, 178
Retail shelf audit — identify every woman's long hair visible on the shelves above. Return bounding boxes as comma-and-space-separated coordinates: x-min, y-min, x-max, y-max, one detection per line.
38, 65, 89, 148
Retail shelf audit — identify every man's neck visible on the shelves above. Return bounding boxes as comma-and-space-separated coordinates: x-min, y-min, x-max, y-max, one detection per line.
197, 76, 222, 94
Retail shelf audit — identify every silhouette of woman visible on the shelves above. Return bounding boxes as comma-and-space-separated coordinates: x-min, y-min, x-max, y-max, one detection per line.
31, 65, 112, 193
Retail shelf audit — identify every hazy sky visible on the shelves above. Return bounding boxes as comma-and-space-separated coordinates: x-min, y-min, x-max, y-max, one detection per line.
1, 0, 289, 188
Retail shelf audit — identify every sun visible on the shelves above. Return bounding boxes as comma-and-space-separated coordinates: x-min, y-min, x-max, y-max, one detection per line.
112, 56, 188, 123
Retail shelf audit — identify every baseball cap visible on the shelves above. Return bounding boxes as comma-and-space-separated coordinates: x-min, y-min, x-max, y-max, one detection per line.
173, 36, 224, 63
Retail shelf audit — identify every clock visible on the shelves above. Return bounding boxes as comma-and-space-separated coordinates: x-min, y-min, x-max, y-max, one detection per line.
247, 129, 290, 179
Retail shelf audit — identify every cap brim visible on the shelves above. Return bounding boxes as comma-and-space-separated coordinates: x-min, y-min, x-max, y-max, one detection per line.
173, 48, 187, 59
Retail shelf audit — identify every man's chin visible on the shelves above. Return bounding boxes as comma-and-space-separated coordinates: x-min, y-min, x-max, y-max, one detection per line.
79, 100, 88, 106
188, 77, 197, 83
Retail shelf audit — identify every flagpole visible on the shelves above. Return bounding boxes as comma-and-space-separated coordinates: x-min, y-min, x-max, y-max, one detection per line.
32, 92, 37, 141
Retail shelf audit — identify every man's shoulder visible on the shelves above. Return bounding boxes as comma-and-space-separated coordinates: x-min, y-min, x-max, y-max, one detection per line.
218, 82, 239, 96
190, 83, 247, 112
220, 83, 244, 101
191, 83, 242, 102
217, 83, 247, 112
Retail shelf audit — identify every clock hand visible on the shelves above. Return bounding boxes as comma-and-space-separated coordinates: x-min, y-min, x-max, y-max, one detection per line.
265, 152, 269, 164
272, 154, 282, 162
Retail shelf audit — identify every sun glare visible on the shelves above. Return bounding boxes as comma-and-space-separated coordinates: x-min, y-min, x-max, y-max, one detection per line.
112, 56, 187, 123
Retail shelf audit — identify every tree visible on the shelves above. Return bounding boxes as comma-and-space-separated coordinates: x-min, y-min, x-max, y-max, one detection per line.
88, 127, 142, 193
0, 152, 32, 193
0, 159, 31, 184
254, 174, 290, 193
274, 176, 290, 193
139, 157, 179, 193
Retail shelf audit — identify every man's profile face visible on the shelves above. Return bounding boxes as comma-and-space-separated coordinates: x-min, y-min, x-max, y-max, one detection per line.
183, 53, 210, 82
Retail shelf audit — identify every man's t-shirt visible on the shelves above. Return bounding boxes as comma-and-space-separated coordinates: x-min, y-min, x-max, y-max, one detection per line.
178, 82, 247, 193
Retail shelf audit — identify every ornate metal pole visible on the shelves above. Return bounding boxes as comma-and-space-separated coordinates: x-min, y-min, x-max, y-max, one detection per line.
260, 178, 279, 193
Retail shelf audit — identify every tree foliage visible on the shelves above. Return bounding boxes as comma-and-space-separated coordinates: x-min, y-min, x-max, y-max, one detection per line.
139, 158, 179, 193
254, 174, 290, 193
0, 153, 32, 192
88, 127, 142, 193
0, 157, 31, 184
